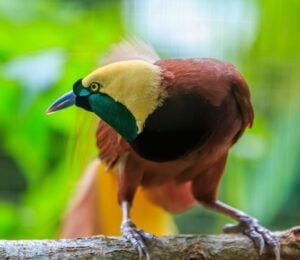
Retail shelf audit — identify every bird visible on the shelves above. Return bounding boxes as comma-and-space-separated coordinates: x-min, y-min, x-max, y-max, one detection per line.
47, 39, 280, 259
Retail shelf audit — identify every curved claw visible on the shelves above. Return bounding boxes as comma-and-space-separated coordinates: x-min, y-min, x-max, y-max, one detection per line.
273, 244, 281, 260
224, 217, 280, 260
138, 229, 164, 248
121, 220, 156, 260
243, 227, 265, 255
259, 239, 265, 256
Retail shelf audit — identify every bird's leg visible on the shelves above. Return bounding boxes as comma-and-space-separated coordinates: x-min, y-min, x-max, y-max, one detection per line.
118, 155, 157, 260
192, 154, 280, 260
204, 200, 280, 260
121, 200, 157, 260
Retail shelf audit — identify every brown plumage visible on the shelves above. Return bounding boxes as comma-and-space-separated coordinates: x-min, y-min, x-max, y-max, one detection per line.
48, 40, 279, 259
96, 58, 253, 212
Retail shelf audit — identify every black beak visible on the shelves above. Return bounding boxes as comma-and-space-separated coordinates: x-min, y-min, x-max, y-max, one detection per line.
46, 90, 76, 115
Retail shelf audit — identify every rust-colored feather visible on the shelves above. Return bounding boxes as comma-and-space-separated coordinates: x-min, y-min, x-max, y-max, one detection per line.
156, 58, 233, 106
96, 121, 129, 168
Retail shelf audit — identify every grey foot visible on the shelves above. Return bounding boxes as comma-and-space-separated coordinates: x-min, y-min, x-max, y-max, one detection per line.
224, 216, 280, 260
121, 219, 159, 260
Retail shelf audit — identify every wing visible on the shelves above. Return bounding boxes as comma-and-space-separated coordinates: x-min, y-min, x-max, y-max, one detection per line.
224, 64, 254, 142
156, 58, 254, 143
230, 73, 254, 129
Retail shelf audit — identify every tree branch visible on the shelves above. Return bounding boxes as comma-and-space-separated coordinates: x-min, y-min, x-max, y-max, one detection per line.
0, 227, 299, 259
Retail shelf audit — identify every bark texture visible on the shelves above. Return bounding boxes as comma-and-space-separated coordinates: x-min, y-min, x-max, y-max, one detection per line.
0, 227, 299, 259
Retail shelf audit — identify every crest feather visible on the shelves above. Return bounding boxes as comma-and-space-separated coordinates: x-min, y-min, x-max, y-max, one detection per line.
101, 38, 160, 65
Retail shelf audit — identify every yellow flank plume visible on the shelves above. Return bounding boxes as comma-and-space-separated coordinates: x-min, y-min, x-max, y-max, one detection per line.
96, 161, 177, 236
82, 60, 164, 133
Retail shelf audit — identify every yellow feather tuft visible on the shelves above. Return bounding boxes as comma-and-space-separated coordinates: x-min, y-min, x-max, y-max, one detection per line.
97, 161, 177, 236
60, 159, 176, 238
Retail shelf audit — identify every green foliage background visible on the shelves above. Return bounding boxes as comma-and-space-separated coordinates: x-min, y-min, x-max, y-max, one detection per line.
0, 0, 299, 239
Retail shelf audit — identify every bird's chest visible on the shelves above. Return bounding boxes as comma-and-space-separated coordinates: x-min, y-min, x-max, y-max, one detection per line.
139, 144, 227, 187
130, 92, 224, 162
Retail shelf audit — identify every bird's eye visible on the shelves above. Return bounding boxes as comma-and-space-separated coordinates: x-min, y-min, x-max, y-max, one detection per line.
89, 82, 101, 92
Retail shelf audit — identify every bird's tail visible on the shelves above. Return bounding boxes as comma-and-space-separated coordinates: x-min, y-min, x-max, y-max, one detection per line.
59, 159, 177, 238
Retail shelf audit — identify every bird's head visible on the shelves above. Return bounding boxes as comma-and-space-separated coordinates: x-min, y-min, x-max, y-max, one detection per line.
47, 60, 164, 142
